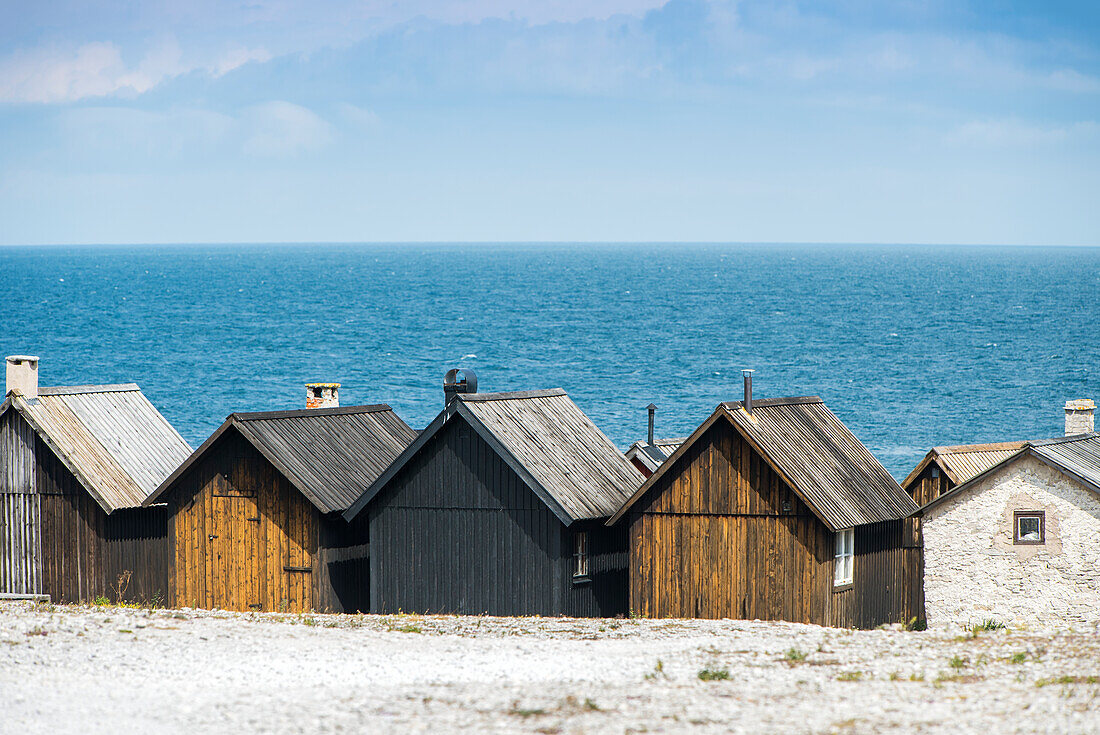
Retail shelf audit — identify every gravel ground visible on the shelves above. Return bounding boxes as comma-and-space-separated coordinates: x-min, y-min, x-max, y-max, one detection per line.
1, 601, 1098, 734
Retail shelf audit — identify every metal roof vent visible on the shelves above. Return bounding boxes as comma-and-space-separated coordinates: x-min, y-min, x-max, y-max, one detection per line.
444, 368, 478, 404
647, 403, 657, 446
742, 369, 755, 415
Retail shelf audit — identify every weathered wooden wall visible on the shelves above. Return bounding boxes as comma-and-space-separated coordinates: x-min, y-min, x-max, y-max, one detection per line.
628, 420, 924, 628
906, 464, 952, 507
0, 409, 40, 594
628, 421, 833, 623
827, 517, 924, 628
166, 429, 365, 613
36, 435, 169, 604
369, 416, 627, 617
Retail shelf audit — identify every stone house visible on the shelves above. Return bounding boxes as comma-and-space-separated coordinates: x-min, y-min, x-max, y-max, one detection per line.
921, 400, 1100, 628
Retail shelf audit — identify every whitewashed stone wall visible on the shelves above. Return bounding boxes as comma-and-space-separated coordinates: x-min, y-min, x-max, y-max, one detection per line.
923, 454, 1100, 629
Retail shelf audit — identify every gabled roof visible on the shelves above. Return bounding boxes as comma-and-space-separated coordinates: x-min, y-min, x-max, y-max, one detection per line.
610, 396, 917, 529
923, 432, 1100, 512
343, 389, 645, 525
625, 438, 687, 474
901, 441, 1026, 489
145, 404, 417, 514
1, 385, 193, 513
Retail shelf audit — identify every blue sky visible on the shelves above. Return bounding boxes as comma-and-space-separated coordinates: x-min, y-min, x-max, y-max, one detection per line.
1, 1, 1097, 245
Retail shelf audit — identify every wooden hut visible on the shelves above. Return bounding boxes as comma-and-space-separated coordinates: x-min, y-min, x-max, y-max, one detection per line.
609, 382, 923, 628
144, 402, 416, 613
902, 442, 1025, 507
343, 373, 644, 617
0, 356, 192, 603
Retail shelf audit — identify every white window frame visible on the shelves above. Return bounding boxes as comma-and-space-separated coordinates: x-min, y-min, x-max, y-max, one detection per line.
834, 528, 854, 587
573, 531, 589, 580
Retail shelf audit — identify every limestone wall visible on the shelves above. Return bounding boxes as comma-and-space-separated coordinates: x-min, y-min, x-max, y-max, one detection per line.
923, 454, 1100, 629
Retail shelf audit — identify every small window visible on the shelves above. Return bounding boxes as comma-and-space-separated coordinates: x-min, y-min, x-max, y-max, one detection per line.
573, 531, 589, 580
312, 386, 324, 398
834, 528, 854, 587
1014, 511, 1045, 545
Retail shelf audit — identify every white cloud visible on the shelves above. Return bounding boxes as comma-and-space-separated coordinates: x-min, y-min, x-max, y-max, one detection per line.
242, 102, 336, 156
0, 39, 270, 104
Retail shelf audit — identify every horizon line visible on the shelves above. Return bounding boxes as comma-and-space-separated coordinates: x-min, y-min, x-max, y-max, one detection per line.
3, 240, 1099, 249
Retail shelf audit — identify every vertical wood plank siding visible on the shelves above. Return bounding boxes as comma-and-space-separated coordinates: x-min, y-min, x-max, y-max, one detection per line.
164, 429, 366, 613
369, 416, 627, 617
33, 433, 169, 604
628, 421, 923, 628
826, 517, 924, 628
907, 464, 952, 507
0, 410, 41, 594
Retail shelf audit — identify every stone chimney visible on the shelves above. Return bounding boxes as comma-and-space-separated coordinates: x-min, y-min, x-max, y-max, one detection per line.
5, 355, 39, 400
1064, 399, 1095, 435
306, 383, 339, 409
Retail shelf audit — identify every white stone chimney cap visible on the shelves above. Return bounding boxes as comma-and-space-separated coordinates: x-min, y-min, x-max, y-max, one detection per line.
6, 355, 40, 364
1065, 399, 1095, 411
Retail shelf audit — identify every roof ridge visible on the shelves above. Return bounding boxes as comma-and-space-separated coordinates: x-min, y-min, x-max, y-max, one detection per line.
38, 384, 141, 395
721, 395, 823, 409
232, 404, 396, 421
933, 440, 1028, 453
457, 388, 567, 402
1029, 432, 1100, 447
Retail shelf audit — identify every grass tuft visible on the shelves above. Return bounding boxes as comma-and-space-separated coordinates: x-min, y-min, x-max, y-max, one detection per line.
698, 667, 730, 681
784, 648, 807, 663
837, 671, 863, 682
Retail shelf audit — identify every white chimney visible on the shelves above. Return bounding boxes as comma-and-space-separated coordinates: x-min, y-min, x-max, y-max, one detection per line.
306, 382, 339, 409
1065, 399, 1095, 436
6, 356, 40, 400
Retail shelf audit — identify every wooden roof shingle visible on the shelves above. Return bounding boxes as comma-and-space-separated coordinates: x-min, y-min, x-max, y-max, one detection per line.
344, 389, 645, 524
145, 404, 417, 514
1, 385, 193, 513
610, 396, 917, 529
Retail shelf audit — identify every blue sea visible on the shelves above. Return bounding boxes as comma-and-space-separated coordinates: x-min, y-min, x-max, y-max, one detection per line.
2, 243, 1098, 479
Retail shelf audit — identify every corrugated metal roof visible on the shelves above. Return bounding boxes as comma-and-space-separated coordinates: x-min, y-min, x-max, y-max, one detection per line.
344, 389, 645, 524
460, 390, 645, 522
922, 433, 1100, 512
936, 445, 1025, 485
3, 385, 192, 513
901, 441, 1026, 490
611, 396, 917, 529
147, 405, 417, 514
1029, 433, 1100, 494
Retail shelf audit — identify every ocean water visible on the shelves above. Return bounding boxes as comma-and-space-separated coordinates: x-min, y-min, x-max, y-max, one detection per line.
2, 243, 1098, 479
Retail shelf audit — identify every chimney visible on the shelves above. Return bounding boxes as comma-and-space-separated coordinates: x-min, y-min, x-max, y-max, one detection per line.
742, 369, 755, 414
443, 368, 478, 404
647, 403, 657, 446
6, 355, 40, 401
306, 382, 339, 409
1064, 399, 1095, 436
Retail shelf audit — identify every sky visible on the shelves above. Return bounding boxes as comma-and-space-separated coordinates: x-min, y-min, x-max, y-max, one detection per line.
0, 1, 1098, 246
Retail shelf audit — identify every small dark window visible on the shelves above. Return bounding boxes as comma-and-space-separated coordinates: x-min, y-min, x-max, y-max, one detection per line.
1014, 511, 1045, 545
312, 387, 324, 398
573, 531, 589, 580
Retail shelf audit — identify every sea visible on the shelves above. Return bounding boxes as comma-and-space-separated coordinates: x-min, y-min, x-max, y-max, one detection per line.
2, 243, 1098, 479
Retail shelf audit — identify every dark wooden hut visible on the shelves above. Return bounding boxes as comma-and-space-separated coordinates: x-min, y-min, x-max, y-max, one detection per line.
901, 442, 1025, 507
144, 404, 416, 613
609, 390, 923, 628
343, 380, 644, 617
1, 356, 192, 604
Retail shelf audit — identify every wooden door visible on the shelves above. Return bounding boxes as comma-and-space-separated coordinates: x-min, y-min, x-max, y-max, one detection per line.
208, 472, 259, 611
